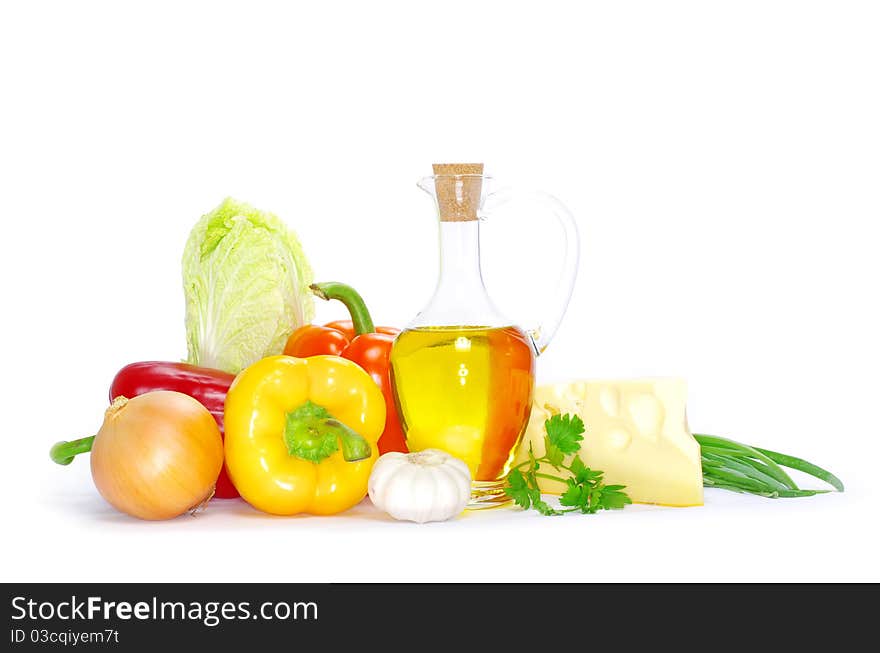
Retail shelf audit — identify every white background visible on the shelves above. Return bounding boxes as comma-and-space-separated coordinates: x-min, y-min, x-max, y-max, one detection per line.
1, 1, 878, 582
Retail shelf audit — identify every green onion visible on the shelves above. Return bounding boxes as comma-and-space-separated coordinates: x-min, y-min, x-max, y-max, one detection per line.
753, 446, 845, 492
694, 434, 843, 499
702, 452, 793, 492
695, 433, 797, 489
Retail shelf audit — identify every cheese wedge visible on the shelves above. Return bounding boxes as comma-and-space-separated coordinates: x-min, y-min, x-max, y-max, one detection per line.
515, 379, 703, 507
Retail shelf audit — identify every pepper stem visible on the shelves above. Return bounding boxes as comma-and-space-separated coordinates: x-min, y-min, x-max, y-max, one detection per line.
310, 282, 376, 336
284, 400, 371, 463
50, 436, 95, 465
327, 419, 372, 461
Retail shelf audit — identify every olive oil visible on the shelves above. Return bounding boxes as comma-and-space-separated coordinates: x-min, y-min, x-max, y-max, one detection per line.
390, 326, 535, 482
394, 163, 580, 507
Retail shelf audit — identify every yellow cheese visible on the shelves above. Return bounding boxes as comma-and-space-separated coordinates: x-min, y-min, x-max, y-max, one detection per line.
515, 379, 703, 507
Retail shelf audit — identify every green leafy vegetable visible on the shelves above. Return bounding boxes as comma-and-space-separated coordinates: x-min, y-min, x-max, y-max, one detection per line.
542, 413, 584, 468
183, 198, 314, 374
504, 413, 631, 516
545, 413, 585, 455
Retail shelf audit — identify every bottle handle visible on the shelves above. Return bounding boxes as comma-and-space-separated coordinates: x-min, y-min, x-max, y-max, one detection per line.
481, 188, 580, 355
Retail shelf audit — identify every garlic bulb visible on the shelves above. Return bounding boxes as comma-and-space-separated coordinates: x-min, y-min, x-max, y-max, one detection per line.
368, 449, 472, 523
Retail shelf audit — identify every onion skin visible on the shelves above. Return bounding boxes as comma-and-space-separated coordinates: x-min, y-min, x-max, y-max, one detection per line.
90, 391, 224, 520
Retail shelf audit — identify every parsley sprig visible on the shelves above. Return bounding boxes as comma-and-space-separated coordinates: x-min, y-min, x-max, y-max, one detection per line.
505, 413, 632, 516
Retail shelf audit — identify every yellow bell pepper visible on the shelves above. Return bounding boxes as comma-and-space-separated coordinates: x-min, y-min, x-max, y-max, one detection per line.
224, 355, 386, 516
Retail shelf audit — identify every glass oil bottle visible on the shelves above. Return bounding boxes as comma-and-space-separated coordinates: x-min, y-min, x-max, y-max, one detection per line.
390, 163, 580, 507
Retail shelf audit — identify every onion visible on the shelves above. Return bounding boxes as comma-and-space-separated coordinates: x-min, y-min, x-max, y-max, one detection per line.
87, 391, 223, 520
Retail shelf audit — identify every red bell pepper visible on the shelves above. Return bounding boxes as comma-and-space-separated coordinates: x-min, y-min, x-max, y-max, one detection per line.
284, 282, 407, 455
109, 361, 239, 498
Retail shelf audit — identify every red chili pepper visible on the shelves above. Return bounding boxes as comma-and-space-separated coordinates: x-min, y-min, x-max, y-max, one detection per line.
109, 361, 239, 498
284, 282, 407, 455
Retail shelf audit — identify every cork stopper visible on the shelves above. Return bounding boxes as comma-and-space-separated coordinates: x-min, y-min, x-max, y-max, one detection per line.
432, 163, 484, 222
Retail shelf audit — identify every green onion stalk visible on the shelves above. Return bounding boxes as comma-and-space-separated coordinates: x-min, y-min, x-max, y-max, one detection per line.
695, 434, 844, 498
